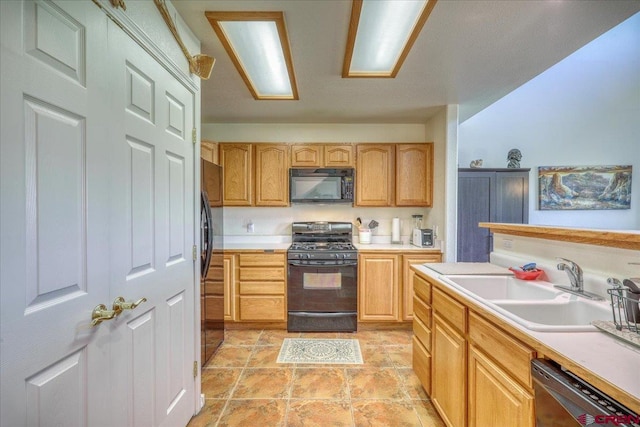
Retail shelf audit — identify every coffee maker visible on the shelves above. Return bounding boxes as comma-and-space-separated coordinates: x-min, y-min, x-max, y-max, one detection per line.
411, 214, 434, 248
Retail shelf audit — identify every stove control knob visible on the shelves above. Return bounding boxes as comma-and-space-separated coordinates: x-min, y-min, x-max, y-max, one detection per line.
334, 253, 340, 259
306, 253, 311, 259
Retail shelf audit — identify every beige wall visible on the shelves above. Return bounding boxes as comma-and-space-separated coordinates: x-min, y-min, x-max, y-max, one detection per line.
491, 233, 639, 299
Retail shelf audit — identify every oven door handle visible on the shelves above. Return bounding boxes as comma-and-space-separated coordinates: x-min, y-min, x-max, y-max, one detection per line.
288, 260, 358, 267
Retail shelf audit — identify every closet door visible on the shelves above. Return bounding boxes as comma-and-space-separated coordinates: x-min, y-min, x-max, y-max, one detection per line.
496, 171, 530, 224
457, 171, 495, 262
107, 20, 196, 427
1, 1, 111, 425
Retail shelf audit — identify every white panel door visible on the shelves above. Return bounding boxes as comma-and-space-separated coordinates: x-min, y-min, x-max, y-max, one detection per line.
106, 20, 196, 427
0, 1, 111, 426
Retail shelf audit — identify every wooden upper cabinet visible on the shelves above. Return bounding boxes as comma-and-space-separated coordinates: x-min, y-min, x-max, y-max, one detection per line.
219, 143, 253, 206
396, 143, 433, 206
324, 144, 354, 167
201, 140, 218, 164
255, 144, 290, 206
291, 145, 322, 167
356, 144, 394, 206
291, 144, 354, 168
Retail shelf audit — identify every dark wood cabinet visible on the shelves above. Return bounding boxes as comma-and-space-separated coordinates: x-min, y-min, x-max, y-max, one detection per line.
457, 169, 529, 262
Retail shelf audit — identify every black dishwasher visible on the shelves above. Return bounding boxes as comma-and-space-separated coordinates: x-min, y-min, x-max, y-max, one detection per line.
531, 359, 639, 426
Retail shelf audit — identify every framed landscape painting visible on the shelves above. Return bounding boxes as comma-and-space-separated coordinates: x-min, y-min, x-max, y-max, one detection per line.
538, 165, 632, 210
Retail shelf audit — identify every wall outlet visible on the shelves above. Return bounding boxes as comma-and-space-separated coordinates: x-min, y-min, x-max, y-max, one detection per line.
502, 239, 513, 249
247, 220, 254, 233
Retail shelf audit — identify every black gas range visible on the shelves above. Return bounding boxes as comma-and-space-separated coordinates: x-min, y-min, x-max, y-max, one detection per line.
287, 222, 358, 332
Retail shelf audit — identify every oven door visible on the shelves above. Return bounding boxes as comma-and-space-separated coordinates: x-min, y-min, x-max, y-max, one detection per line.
288, 260, 357, 312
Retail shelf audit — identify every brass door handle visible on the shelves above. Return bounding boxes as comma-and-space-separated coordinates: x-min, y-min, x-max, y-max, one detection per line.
112, 296, 147, 315
91, 304, 118, 327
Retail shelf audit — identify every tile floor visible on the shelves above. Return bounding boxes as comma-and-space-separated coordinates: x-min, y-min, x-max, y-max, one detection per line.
188, 329, 445, 427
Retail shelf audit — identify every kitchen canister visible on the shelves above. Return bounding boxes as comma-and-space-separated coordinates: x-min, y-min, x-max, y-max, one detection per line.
359, 228, 372, 244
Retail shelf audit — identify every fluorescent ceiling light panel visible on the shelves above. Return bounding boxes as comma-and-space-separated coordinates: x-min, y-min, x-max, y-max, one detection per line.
205, 12, 298, 100
344, 0, 437, 77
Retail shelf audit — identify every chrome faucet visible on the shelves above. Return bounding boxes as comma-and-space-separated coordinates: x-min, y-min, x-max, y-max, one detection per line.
554, 258, 602, 300
557, 258, 583, 291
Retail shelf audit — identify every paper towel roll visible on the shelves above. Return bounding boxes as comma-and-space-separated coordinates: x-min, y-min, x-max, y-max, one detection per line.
391, 217, 400, 243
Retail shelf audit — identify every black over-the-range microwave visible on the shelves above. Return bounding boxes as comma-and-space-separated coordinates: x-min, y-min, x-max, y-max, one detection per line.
289, 168, 354, 204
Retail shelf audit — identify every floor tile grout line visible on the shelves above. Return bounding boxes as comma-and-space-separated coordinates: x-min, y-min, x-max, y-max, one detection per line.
344, 365, 357, 426
211, 332, 257, 427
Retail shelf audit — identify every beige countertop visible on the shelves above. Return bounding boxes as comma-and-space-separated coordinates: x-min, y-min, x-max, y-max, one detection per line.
413, 264, 640, 411
355, 242, 441, 252
224, 242, 291, 251
222, 236, 442, 253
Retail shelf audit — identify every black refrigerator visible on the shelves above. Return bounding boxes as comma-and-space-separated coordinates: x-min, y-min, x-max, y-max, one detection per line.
201, 158, 223, 366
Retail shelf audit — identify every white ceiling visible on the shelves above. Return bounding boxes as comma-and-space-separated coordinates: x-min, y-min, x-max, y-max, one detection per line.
172, 0, 640, 124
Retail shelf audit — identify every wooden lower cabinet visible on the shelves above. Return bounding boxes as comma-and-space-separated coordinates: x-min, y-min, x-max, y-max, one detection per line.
432, 313, 467, 427
239, 295, 285, 321
402, 254, 441, 320
226, 251, 287, 323
359, 251, 441, 323
358, 253, 399, 321
468, 345, 534, 427
412, 336, 431, 395
412, 272, 536, 427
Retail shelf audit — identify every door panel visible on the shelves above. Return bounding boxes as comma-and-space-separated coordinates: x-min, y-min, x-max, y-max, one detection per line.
1, 1, 110, 426
2, 3, 196, 426
108, 21, 195, 427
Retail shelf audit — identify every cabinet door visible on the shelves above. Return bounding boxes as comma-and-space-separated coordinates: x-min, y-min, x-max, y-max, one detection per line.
432, 313, 466, 427
356, 144, 394, 206
291, 145, 322, 167
219, 143, 253, 206
457, 171, 495, 262
201, 140, 218, 164
255, 144, 290, 206
468, 345, 534, 427
496, 171, 529, 224
401, 254, 441, 320
324, 144, 354, 167
358, 254, 399, 320
396, 144, 433, 206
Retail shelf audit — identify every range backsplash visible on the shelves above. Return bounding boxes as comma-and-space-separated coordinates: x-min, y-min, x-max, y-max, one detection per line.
222, 205, 438, 241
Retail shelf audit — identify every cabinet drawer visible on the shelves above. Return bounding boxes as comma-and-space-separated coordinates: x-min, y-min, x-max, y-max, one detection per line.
238, 253, 285, 267
239, 281, 285, 295
413, 315, 432, 352
240, 267, 285, 281
469, 311, 535, 388
413, 296, 432, 326
204, 280, 224, 296
413, 274, 431, 304
412, 336, 432, 396
239, 296, 285, 321
433, 287, 467, 333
